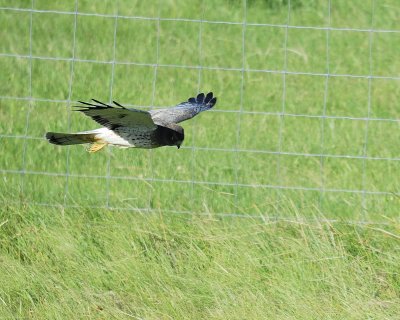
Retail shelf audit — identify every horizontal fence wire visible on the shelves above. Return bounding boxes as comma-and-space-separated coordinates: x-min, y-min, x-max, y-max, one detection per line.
2, 51, 400, 82
1, 168, 398, 197
4, 199, 396, 227
0, 95, 399, 123
1, 6, 400, 34
1, 134, 400, 162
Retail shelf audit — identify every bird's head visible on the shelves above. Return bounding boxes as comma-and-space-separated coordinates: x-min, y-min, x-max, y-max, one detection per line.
159, 124, 184, 149
171, 129, 184, 149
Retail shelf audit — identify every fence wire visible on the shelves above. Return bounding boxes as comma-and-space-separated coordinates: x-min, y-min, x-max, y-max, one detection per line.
0, 1, 399, 224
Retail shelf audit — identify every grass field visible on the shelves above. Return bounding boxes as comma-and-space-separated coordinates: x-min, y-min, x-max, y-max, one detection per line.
0, 0, 400, 318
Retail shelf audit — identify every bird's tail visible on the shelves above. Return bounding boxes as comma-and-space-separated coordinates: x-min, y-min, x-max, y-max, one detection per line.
46, 132, 108, 153
45, 132, 97, 146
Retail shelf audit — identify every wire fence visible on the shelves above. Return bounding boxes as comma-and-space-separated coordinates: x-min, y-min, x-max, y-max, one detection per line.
0, 1, 399, 224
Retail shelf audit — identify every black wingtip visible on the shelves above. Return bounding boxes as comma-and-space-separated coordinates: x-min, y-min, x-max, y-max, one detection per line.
210, 97, 217, 107
112, 100, 126, 108
204, 92, 213, 103
196, 92, 205, 103
73, 99, 118, 110
188, 92, 216, 107
77, 100, 95, 106
92, 99, 112, 107
75, 100, 103, 108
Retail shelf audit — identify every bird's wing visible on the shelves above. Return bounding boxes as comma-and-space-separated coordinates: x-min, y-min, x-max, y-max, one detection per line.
149, 92, 217, 125
73, 99, 157, 131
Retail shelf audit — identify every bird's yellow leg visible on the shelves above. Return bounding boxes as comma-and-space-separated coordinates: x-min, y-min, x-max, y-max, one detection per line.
87, 142, 107, 153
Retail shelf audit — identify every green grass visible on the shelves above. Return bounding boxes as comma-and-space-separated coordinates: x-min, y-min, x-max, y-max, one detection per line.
0, 0, 400, 318
1, 204, 400, 319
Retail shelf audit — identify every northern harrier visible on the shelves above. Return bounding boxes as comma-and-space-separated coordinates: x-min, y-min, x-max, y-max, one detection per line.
46, 92, 217, 153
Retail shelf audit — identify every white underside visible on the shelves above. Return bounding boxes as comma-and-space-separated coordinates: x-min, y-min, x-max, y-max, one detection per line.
79, 128, 132, 147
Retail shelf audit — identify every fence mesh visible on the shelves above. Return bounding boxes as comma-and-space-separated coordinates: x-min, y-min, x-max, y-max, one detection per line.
0, 0, 399, 223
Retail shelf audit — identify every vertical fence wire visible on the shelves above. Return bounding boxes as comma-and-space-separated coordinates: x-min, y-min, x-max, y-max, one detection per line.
20, 0, 34, 197
62, 0, 78, 209
233, 0, 248, 213
188, 0, 205, 212
276, 0, 291, 202
105, 11, 119, 208
319, 0, 331, 213
361, 0, 376, 218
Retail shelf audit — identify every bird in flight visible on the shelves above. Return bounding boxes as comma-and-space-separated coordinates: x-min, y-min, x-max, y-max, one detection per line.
46, 92, 217, 153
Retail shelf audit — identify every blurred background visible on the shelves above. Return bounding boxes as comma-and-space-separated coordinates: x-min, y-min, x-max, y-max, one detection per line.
0, 0, 399, 221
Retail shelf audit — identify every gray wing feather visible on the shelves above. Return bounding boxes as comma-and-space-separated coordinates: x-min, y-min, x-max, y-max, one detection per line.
74, 99, 157, 131
150, 92, 217, 125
